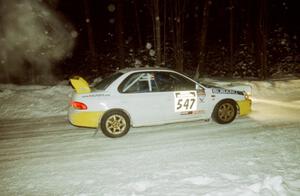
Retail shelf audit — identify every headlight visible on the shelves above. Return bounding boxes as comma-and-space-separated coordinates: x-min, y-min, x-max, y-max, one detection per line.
243, 91, 251, 100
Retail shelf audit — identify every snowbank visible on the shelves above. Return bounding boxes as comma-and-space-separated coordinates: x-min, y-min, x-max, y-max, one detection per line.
1, 79, 300, 122
0, 82, 73, 119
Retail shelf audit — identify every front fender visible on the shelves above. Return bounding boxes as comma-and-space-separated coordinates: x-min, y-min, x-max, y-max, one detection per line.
237, 99, 252, 116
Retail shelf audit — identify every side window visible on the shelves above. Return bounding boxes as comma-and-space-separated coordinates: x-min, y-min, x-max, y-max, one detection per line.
154, 72, 196, 92
153, 72, 176, 91
170, 73, 196, 91
119, 73, 151, 93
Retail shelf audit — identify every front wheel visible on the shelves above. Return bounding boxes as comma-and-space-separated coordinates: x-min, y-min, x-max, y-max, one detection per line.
212, 100, 237, 124
100, 110, 130, 138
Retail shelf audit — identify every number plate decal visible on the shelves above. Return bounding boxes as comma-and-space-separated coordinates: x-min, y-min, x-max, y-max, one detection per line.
174, 91, 197, 112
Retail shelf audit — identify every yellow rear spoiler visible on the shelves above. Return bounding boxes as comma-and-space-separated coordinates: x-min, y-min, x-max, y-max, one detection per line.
70, 76, 91, 94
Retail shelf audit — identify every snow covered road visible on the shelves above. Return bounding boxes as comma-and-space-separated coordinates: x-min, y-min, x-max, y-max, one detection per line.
1, 116, 300, 195
0, 79, 300, 195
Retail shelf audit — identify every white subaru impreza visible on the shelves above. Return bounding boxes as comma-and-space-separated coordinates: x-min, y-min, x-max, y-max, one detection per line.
69, 67, 251, 138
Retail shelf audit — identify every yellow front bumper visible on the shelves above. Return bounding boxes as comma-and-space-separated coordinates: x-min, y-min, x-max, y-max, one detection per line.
237, 99, 252, 116
69, 111, 104, 128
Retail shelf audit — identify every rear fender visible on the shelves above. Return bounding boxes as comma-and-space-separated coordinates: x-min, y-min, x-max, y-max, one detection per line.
102, 108, 132, 126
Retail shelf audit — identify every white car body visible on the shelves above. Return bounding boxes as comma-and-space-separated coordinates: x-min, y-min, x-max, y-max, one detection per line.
68, 67, 251, 134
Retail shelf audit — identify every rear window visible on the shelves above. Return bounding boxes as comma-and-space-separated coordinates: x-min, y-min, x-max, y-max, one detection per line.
94, 72, 123, 90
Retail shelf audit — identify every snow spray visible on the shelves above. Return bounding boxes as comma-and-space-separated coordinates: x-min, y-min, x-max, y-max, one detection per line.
0, 0, 76, 84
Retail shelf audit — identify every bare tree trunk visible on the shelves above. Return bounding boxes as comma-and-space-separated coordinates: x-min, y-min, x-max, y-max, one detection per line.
229, 0, 234, 76
163, 0, 167, 65
240, 0, 255, 74
115, 0, 125, 68
133, 0, 142, 49
245, 0, 254, 53
171, 0, 185, 73
257, 0, 268, 79
83, 0, 96, 64
153, 0, 162, 66
195, 0, 211, 79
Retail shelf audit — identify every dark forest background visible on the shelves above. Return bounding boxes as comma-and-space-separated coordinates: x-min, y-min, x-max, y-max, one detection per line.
1, 0, 300, 83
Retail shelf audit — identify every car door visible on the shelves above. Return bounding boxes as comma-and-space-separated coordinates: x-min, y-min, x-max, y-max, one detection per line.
118, 72, 174, 126
153, 71, 208, 122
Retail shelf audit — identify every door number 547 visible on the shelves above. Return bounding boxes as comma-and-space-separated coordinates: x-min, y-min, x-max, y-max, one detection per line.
174, 91, 197, 112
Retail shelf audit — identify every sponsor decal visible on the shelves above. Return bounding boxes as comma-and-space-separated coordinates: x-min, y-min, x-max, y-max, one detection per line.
82, 94, 110, 98
180, 110, 205, 115
212, 88, 241, 95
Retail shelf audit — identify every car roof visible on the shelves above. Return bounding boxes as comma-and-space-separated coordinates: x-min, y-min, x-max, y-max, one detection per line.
118, 67, 172, 73
114, 66, 206, 89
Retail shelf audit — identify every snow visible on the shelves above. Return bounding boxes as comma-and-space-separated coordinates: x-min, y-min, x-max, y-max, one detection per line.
71, 30, 79, 38
0, 82, 72, 119
146, 42, 152, 50
0, 79, 300, 195
107, 4, 116, 12
149, 49, 156, 57
1, 0, 75, 83
109, 18, 115, 24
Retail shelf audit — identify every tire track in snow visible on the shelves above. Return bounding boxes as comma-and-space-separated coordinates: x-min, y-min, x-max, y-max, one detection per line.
0, 116, 298, 166
0, 117, 257, 165
0, 115, 300, 195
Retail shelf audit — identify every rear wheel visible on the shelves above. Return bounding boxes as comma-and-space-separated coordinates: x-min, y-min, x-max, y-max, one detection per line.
100, 110, 130, 138
212, 100, 237, 124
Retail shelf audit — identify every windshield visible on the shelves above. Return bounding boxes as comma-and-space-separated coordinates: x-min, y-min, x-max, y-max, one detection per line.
94, 72, 123, 90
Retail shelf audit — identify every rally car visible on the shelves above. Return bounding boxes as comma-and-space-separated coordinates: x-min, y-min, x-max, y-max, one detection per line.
69, 67, 252, 138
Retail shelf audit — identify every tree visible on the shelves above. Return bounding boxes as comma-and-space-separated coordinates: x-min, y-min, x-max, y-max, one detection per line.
133, 0, 142, 49
256, 0, 268, 79
115, 0, 125, 68
228, 0, 234, 76
151, 0, 162, 66
170, 0, 186, 72
195, 0, 211, 79
83, 0, 97, 64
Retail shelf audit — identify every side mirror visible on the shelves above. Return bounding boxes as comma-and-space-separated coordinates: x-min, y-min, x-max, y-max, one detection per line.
196, 84, 206, 96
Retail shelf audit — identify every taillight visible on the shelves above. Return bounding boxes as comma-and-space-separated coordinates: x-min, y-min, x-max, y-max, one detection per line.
71, 101, 88, 110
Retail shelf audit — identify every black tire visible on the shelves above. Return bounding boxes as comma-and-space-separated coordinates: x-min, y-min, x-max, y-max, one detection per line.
100, 110, 130, 138
212, 99, 237, 124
